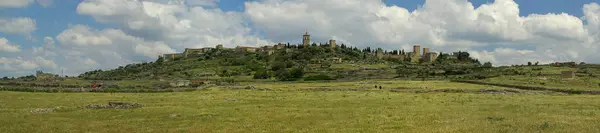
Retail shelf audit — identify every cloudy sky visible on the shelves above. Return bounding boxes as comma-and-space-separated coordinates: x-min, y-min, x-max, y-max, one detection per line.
1, 0, 600, 77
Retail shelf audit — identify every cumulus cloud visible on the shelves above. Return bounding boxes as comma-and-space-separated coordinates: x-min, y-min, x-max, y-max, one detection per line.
245, 0, 600, 65
0, 17, 37, 35
4, 0, 600, 77
36, 0, 53, 7
0, 56, 57, 73
76, 0, 271, 50
0, 0, 35, 8
0, 0, 54, 8
1, 24, 178, 77
149, 0, 220, 7
0, 37, 20, 52
53, 25, 176, 71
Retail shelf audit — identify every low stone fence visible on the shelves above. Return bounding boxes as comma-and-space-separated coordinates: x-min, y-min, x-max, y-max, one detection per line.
0, 86, 199, 93
0, 82, 88, 88
451, 80, 600, 95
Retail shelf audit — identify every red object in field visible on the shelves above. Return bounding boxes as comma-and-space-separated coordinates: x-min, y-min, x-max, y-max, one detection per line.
91, 83, 104, 88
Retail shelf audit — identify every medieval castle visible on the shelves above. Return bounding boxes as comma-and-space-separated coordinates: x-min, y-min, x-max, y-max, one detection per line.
159, 31, 438, 63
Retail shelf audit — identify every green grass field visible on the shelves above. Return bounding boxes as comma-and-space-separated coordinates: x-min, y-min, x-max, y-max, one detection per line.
482, 75, 600, 91
2, 80, 600, 133
473, 66, 600, 91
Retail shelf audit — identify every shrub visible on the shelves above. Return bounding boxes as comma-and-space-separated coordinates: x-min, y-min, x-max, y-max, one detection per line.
304, 74, 335, 81
253, 69, 270, 79
320, 61, 331, 68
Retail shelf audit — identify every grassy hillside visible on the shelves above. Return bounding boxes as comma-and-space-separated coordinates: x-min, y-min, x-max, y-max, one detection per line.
76, 44, 482, 81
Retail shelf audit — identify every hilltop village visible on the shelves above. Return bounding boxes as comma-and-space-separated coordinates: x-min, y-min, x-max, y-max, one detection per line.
160, 32, 440, 63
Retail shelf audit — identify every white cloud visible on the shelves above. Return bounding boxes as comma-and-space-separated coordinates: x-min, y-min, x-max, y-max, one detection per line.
54, 24, 176, 66
0, 56, 57, 72
0, 0, 35, 8
37, 0, 53, 7
1, 24, 178, 77
5, 0, 600, 77
148, 0, 220, 7
245, 0, 600, 65
56, 25, 113, 46
76, 0, 272, 50
0, 37, 20, 52
0, 17, 37, 35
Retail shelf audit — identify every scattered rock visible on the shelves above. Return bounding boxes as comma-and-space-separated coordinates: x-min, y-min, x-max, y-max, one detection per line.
193, 114, 215, 117
30, 108, 55, 114
478, 89, 509, 94
245, 86, 256, 90
86, 101, 143, 109
224, 98, 237, 102
257, 88, 273, 91
169, 114, 181, 118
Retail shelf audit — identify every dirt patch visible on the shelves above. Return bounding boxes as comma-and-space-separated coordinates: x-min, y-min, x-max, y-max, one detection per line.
414, 89, 519, 94
169, 114, 181, 118
85, 101, 143, 109
224, 98, 238, 102
299, 87, 371, 91
227, 86, 273, 91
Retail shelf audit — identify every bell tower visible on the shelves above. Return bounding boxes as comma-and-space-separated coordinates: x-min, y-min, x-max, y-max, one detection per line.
302, 31, 310, 47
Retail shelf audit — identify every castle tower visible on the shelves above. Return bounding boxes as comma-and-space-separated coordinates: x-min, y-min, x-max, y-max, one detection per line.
376, 48, 384, 58
423, 48, 429, 56
303, 31, 310, 47
329, 39, 336, 49
216, 44, 223, 50
413, 45, 421, 57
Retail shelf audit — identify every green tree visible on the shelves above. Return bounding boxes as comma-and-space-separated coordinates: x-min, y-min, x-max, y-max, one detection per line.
218, 69, 232, 77
527, 62, 532, 66
253, 69, 270, 79
290, 67, 304, 79
275, 69, 292, 81
275, 67, 304, 81
457, 51, 471, 61
320, 61, 332, 68
271, 61, 286, 71
483, 62, 493, 68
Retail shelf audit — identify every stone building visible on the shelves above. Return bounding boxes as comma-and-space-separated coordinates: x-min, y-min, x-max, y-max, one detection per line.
422, 48, 430, 56
162, 53, 184, 61
169, 80, 190, 87
376, 48, 384, 58
411, 45, 421, 62
183, 47, 211, 57
388, 54, 405, 60
260, 46, 275, 55
423, 52, 439, 62
413, 45, 421, 57
236, 46, 258, 53
274, 43, 285, 49
329, 39, 336, 49
216, 44, 224, 50
303, 31, 311, 47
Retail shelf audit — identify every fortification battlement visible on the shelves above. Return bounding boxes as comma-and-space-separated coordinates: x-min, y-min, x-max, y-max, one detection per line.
159, 31, 437, 63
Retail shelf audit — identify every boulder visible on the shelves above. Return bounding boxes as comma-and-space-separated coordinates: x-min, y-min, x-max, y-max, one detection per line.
86, 101, 143, 109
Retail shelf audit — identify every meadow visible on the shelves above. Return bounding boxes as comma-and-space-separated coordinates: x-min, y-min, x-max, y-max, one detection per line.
2, 80, 600, 133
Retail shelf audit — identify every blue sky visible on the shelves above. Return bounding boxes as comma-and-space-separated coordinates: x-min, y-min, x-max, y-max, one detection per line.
1, 0, 597, 51
2, 0, 600, 77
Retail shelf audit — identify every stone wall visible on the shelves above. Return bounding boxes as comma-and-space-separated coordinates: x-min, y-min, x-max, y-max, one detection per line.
561, 71, 575, 78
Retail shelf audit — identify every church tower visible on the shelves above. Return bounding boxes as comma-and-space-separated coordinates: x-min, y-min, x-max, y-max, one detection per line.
303, 31, 310, 47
